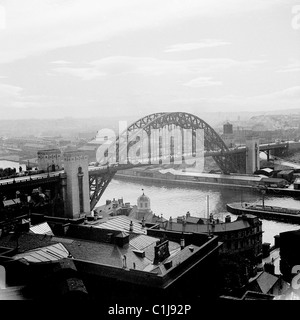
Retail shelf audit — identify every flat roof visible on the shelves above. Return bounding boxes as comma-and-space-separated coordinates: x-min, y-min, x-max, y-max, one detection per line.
164, 219, 251, 233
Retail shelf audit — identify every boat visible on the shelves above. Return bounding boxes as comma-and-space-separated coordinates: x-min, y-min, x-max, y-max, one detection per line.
226, 202, 300, 224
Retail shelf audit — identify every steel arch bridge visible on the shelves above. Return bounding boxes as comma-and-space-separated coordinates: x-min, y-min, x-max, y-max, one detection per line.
89, 112, 240, 210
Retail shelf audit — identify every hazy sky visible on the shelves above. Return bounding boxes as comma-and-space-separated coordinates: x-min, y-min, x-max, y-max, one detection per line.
0, 0, 299, 120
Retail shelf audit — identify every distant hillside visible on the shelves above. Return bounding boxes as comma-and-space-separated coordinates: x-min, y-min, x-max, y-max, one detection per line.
0, 108, 299, 138
214, 112, 300, 132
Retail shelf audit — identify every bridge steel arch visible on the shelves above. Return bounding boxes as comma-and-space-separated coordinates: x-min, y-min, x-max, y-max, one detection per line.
103, 112, 239, 174
90, 112, 240, 210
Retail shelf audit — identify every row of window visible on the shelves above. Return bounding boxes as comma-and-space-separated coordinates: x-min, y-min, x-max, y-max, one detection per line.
139, 203, 148, 208
222, 226, 261, 240
220, 235, 262, 252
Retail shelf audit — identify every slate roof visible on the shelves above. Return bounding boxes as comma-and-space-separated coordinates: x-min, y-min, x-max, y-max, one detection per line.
249, 271, 279, 294
13, 243, 69, 263
0, 217, 197, 277
130, 234, 158, 251
164, 245, 199, 268
0, 233, 57, 254
94, 215, 147, 234
64, 239, 124, 267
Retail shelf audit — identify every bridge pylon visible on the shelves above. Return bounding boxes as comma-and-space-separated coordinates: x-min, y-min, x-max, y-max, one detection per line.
62, 150, 90, 219
37, 149, 62, 172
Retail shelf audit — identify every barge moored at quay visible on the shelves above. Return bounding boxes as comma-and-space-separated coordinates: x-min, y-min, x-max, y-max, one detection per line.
226, 202, 300, 224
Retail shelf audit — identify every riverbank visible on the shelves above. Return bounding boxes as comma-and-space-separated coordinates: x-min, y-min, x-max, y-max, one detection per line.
114, 169, 300, 197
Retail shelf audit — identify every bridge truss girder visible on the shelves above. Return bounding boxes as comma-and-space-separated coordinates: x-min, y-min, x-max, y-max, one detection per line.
89, 171, 116, 211
111, 112, 239, 174
90, 112, 242, 208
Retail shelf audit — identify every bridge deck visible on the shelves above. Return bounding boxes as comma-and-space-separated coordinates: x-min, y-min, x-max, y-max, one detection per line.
0, 140, 292, 188
0, 171, 62, 187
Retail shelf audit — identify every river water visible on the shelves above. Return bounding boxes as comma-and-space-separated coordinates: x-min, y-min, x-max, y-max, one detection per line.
0, 160, 26, 172
1, 160, 299, 246
100, 177, 300, 246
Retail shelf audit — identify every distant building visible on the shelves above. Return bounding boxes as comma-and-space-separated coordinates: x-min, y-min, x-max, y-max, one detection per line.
94, 198, 132, 218
277, 170, 294, 183
159, 212, 263, 294
254, 168, 274, 177
78, 131, 115, 163
221, 122, 234, 148
130, 189, 165, 224
95, 191, 167, 225
294, 178, 300, 190
161, 212, 262, 262
223, 122, 233, 135
260, 177, 289, 188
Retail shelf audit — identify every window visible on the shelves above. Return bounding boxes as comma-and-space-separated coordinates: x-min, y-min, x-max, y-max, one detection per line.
78, 167, 84, 213
145, 203, 147, 208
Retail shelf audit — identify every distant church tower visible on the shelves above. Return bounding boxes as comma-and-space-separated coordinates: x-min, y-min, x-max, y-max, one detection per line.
62, 150, 90, 219
37, 149, 62, 172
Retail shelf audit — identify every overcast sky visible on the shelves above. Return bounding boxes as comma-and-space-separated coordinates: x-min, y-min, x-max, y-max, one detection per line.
0, 0, 299, 120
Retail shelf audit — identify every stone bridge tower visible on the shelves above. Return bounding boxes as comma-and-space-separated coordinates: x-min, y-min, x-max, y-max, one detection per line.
37, 149, 62, 172
62, 150, 90, 219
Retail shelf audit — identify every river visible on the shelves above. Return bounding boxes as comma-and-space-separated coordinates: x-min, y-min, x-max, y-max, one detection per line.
100, 177, 300, 246
0, 160, 26, 172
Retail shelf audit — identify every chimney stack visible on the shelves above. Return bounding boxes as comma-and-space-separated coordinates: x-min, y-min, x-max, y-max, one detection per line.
180, 233, 185, 249
129, 221, 133, 232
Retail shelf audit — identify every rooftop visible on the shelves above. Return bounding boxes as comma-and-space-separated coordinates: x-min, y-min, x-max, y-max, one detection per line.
13, 242, 69, 263
0, 221, 183, 273
0, 217, 221, 300
92, 215, 147, 234
249, 271, 279, 294
162, 217, 254, 234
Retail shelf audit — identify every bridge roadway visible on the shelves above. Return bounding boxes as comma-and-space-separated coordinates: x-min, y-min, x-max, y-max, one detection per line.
0, 163, 147, 190
0, 171, 62, 188
206, 141, 290, 157
0, 141, 294, 190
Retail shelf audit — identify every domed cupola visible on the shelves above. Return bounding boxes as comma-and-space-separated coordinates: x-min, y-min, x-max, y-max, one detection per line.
137, 189, 151, 212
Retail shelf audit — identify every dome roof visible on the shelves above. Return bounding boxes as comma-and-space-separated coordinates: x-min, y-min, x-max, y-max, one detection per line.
137, 190, 150, 202
138, 194, 150, 202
